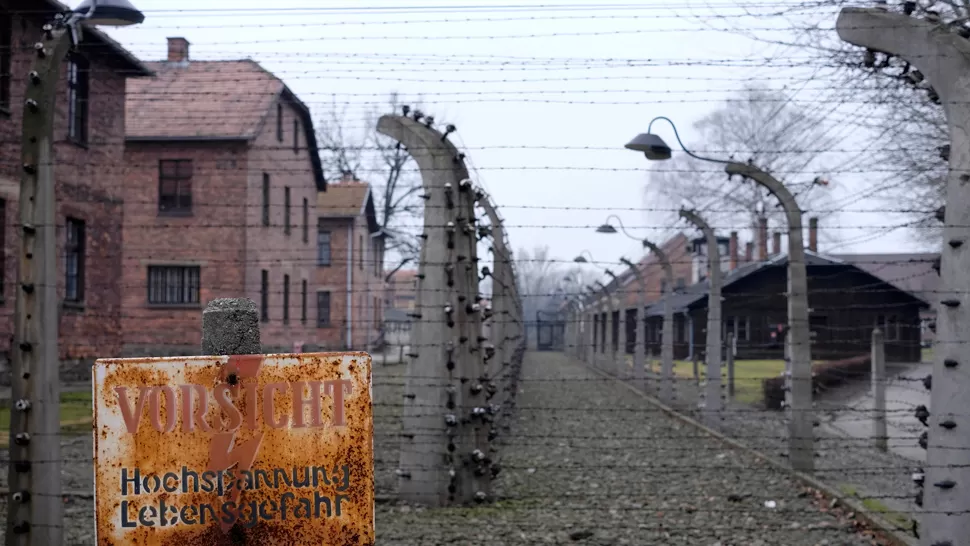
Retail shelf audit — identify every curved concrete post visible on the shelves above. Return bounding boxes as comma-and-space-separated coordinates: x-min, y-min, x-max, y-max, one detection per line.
620, 258, 648, 390
595, 282, 613, 373
725, 161, 813, 472
680, 209, 723, 417
479, 196, 512, 400
377, 114, 490, 505
837, 8, 970, 538
642, 241, 676, 402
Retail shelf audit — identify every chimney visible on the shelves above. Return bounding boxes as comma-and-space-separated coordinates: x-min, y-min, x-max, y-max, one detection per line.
339, 170, 358, 184
772, 232, 782, 256
729, 231, 738, 271
744, 241, 753, 263
167, 37, 190, 64
757, 216, 768, 261
808, 217, 819, 252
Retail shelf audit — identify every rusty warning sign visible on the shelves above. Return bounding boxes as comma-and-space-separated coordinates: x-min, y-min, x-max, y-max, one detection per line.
92, 352, 374, 545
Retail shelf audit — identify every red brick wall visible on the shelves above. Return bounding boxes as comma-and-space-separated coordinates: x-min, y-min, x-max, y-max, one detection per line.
312, 212, 384, 351
244, 94, 321, 351
120, 142, 249, 355
619, 234, 692, 310
0, 11, 133, 376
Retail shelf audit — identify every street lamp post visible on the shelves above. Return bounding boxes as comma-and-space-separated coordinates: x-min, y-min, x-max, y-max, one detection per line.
679, 208, 723, 418
836, 7, 970, 543
625, 116, 818, 473
6, 2, 145, 544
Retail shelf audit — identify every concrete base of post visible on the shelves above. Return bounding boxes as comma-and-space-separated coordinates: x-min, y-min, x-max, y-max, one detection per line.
202, 298, 262, 355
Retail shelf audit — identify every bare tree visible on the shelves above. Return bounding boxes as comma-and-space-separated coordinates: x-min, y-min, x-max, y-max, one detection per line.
514, 246, 578, 321
646, 85, 840, 243
318, 93, 425, 268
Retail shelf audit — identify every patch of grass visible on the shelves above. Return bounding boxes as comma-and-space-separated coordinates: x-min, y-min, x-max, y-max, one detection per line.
666, 359, 787, 405
0, 390, 93, 445
838, 484, 913, 530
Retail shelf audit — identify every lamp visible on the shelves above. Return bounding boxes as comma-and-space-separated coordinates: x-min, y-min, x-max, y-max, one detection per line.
75, 0, 146, 26
624, 132, 672, 160
595, 223, 617, 234
626, 116, 728, 165
574, 256, 588, 263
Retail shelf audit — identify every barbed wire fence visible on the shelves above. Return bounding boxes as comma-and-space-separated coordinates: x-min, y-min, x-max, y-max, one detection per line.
4, 2, 970, 546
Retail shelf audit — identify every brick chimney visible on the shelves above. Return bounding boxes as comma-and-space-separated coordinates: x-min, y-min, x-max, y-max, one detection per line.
729, 231, 738, 270
339, 170, 358, 184
167, 37, 190, 63
744, 241, 753, 263
808, 217, 819, 252
757, 217, 768, 261
772, 232, 782, 255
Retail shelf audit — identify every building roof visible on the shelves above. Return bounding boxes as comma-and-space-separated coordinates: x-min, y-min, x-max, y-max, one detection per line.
318, 183, 381, 233
125, 59, 325, 190
40, 0, 152, 77
830, 253, 940, 305
642, 250, 929, 317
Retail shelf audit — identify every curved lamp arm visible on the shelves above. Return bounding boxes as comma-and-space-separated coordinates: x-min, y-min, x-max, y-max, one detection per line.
603, 214, 644, 243
648, 116, 730, 165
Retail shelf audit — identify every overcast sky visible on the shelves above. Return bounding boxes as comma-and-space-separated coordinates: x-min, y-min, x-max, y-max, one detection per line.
86, 0, 927, 275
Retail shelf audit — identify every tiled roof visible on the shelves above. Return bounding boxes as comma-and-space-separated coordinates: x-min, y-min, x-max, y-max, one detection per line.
126, 60, 281, 140
831, 253, 940, 305
318, 183, 371, 218
640, 250, 912, 318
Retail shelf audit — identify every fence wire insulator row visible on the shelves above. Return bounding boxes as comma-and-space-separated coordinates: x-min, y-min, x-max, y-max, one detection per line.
376, 112, 523, 507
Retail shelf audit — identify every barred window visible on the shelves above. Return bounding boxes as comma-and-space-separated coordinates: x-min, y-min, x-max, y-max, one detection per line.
147, 266, 199, 305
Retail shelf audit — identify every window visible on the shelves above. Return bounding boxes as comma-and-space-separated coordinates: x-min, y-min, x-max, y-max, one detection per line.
676, 277, 686, 290
67, 55, 89, 144
261, 173, 270, 226
276, 103, 283, 142
64, 218, 85, 302
317, 291, 331, 327
302, 198, 309, 243
301, 280, 307, 324
260, 270, 269, 322
159, 159, 193, 214
283, 274, 290, 325
284, 187, 291, 235
318, 226, 331, 266
659, 279, 668, 295
359, 234, 364, 271
293, 119, 299, 153
737, 316, 749, 341
147, 265, 200, 305
0, 10, 11, 111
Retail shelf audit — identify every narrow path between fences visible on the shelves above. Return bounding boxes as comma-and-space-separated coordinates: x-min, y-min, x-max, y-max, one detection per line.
377, 351, 888, 545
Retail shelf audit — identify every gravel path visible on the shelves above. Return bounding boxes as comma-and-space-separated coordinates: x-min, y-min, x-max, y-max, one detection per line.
0, 353, 902, 545
610, 358, 920, 538
376, 352, 889, 545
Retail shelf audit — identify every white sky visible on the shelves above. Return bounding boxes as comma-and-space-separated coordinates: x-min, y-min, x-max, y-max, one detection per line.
86, 0, 929, 275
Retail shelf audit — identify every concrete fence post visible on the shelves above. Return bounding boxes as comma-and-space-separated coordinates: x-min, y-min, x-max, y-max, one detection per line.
377, 113, 493, 505
726, 332, 735, 401
871, 328, 887, 452
679, 208, 723, 420
837, 9, 970, 539
643, 241, 675, 404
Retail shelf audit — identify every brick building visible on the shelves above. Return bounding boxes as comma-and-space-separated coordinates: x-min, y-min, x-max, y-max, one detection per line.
315, 175, 384, 350
0, 0, 151, 379
120, 37, 326, 355
385, 268, 418, 311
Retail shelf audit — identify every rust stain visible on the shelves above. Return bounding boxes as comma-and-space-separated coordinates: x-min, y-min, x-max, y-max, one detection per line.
92, 352, 374, 545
